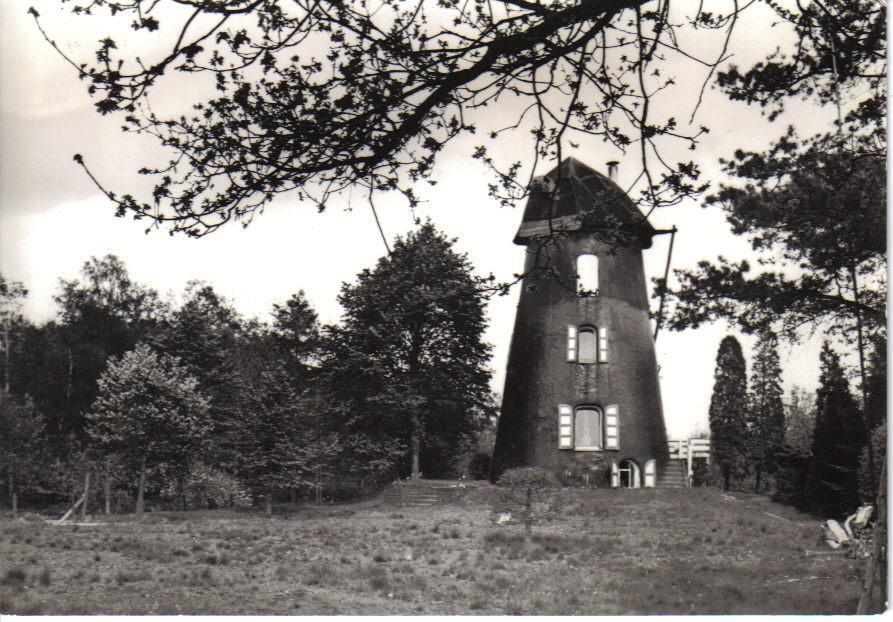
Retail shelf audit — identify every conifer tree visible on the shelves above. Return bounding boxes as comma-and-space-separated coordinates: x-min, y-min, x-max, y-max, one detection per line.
746, 330, 785, 493
708, 336, 748, 491
811, 343, 866, 517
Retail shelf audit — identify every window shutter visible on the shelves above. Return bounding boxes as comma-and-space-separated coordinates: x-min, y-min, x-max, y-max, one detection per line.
644, 460, 656, 488
558, 404, 573, 449
604, 405, 619, 449
610, 461, 619, 488
567, 325, 577, 362
598, 327, 609, 363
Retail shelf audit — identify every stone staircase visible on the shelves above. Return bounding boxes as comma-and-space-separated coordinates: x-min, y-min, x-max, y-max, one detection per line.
658, 460, 688, 488
380, 480, 466, 507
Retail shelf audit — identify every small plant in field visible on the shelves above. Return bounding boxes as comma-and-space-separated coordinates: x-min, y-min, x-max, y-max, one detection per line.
494, 467, 559, 535
2, 567, 27, 588
365, 566, 389, 591
38, 567, 51, 586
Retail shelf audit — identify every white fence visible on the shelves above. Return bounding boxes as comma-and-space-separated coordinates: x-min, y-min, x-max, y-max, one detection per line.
668, 437, 710, 487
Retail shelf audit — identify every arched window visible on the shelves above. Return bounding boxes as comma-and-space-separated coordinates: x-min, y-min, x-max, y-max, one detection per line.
577, 327, 597, 363
576, 254, 598, 295
573, 406, 602, 450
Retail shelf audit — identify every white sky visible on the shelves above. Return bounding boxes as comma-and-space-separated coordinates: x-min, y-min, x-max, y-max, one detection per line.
0, 1, 840, 439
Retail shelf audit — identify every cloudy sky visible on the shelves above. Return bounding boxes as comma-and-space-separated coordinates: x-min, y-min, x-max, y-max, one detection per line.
1, 1, 838, 438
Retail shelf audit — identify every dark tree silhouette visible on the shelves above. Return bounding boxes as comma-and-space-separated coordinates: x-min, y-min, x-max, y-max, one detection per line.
746, 330, 785, 493
708, 335, 748, 491
325, 223, 492, 480
810, 342, 866, 517
30, 0, 780, 236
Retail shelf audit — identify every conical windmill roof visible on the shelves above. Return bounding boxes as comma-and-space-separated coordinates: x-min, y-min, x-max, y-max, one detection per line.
514, 157, 656, 247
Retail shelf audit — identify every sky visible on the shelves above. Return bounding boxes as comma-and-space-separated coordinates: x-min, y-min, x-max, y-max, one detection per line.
0, 1, 840, 439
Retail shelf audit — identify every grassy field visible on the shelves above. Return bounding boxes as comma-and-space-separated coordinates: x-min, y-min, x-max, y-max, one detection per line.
0, 485, 873, 615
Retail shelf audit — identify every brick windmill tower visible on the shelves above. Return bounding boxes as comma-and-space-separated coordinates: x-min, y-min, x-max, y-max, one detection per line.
490, 157, 670, 488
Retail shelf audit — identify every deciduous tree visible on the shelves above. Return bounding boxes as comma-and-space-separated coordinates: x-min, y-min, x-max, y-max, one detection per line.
87, 343, 210, 514
325, 223, 493, 479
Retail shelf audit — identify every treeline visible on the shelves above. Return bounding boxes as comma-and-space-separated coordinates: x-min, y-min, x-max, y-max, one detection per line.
0, 223, 496, 514
707, 332, 885, 518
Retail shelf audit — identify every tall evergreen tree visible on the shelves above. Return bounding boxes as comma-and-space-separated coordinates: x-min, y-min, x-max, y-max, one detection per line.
325, 223, 493, 480
811, 343, 866, 517
708, 336, 749, 491
746, 330, 785, 493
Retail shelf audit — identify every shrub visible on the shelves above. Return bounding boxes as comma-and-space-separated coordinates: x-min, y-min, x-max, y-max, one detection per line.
158, 462, 252, 509
494, 467, 559, 534
858, 423, 885, 502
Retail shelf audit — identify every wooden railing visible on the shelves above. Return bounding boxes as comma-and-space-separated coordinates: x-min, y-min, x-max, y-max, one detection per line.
668, 437, 711, 487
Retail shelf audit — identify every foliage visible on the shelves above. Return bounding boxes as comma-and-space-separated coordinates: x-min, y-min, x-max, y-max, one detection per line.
708, 336, 748, 491
158, 462, 252, 510
151, 281, 243, 467
0, 394, 50, 506
662, 140, 885, 344
466, 452, 492, 481
13, 256, 164, 454
784, 386, 816, 456
863, 336, 886, 432
229, 321, 339, 507
717, 0, 885, 138
87, 343, 211, 475
810, 343, 866, 518
0, 274, 28, 394
772, 443, 813, 512
746, 330, 785, 493
858, 423, 885, 503
494, 466, 559, 535
29, 0, 746, 236
324, 223, 493, 479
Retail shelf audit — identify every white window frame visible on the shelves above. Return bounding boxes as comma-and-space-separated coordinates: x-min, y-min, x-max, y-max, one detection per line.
598, 326, 609, 363
604, 404, 619, 450
644, 460, 656, 488
566, 325, 577, 362
558, 404, 573, 449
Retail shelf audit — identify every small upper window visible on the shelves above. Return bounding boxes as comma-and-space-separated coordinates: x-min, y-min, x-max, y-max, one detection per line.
576, 254, 598, 295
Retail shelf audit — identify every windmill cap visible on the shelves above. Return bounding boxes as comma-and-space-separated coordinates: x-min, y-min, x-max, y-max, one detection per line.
514, 156, 655, 247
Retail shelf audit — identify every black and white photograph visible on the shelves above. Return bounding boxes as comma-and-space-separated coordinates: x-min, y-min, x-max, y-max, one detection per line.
0, 0, 887, 615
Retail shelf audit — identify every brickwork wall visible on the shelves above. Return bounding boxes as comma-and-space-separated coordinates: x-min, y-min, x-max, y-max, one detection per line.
491, 231, 669, 481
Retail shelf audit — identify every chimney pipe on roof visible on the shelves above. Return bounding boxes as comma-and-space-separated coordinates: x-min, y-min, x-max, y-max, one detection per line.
607, 161, 619, 181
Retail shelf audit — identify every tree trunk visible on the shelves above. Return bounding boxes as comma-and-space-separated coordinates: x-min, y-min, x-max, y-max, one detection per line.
9, 468, 17, 519
3, 316, 10, 395
850, 265, 876, 501
265, 486, 273, 515
410, 431, 420, 480
753, 467, 762, 494
315, 467, 322, 504
524, 488, 532, 535
722, 467, 730, 492
135, 457, 146, 516
858, 460, 886, 613
104, 475, 111, 515
81, 470, 91, 522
